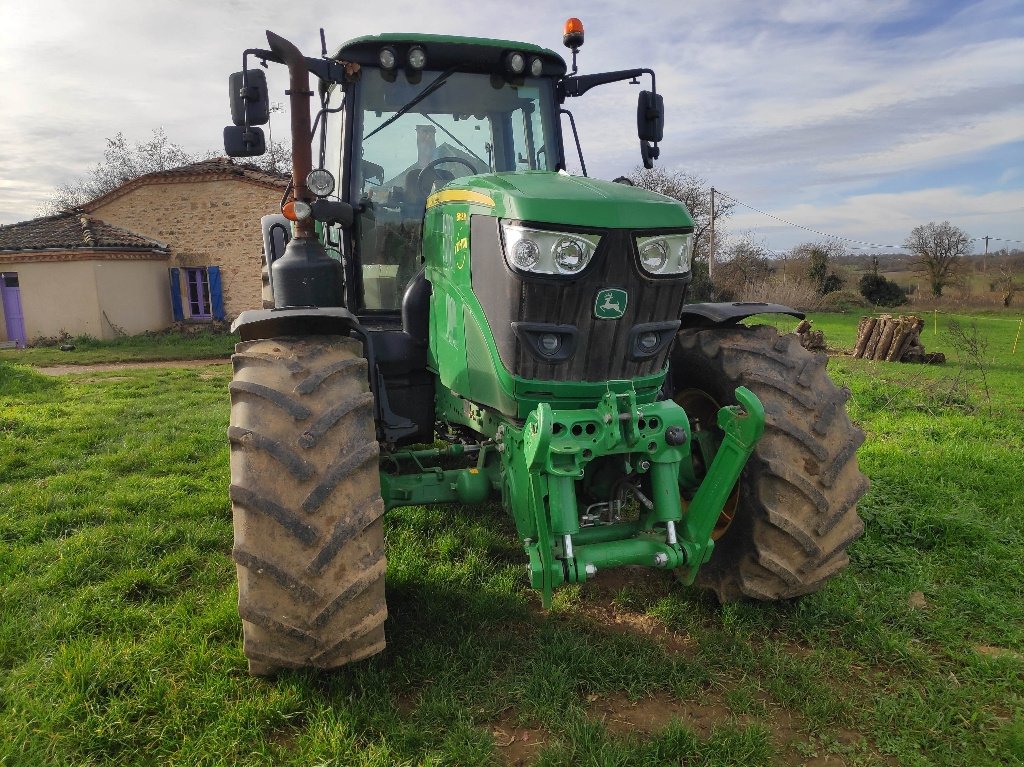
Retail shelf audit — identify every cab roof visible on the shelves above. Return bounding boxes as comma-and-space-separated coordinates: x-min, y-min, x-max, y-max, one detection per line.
333, 33, 568, 78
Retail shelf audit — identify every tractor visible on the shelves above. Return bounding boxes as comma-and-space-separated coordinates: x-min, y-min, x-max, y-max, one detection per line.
223, 20, 867, 675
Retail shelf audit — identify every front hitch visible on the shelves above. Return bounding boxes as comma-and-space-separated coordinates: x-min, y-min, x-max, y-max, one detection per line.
675, 386, 765, 583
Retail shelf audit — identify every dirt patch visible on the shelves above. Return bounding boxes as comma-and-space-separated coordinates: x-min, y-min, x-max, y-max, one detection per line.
574, 601, 698, 655
974, 645, 1024, 662
35, 359, 230, 376
586, 689, 887, 767
566, 567, 698, 655
489, 714, 549, 767
590, 690, 731, 738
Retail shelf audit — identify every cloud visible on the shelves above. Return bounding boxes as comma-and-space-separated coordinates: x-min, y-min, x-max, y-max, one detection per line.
728, 186, 1024, 251
0, 0, 1021, 257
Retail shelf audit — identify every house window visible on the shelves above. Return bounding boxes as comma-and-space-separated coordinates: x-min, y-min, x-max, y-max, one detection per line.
185, 268, 211, 318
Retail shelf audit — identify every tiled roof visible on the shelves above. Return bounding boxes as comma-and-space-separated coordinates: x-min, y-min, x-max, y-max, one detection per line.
0, 213, 167, 253
81, 156, 289, 211
142, 156, 290, 186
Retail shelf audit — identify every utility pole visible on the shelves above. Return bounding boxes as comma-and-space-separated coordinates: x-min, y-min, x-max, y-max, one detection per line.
709, 186, 716, 282
983, 235, 990, 273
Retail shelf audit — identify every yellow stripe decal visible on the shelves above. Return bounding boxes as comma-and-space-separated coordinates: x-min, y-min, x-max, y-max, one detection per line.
426, 190, 496, 209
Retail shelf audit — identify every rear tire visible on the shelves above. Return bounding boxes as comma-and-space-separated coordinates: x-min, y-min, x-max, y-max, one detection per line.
670, 325, 868, 602
228, 336, 386, 674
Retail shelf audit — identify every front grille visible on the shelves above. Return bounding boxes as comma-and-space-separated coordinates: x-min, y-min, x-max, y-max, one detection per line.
471, 218, 688, 382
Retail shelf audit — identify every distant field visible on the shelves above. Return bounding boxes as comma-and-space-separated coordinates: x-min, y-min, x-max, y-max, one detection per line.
1, 313, 1022, 766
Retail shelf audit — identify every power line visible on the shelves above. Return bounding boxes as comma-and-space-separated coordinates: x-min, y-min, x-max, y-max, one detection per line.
715, 190, 904, 250
717, 191, 1024, 252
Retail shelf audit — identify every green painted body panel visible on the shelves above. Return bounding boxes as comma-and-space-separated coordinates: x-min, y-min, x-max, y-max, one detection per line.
422, 172, 692, 419
452, 172, 694, 229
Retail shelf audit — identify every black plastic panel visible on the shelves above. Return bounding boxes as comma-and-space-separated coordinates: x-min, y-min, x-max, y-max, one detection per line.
471, 217, 688, 382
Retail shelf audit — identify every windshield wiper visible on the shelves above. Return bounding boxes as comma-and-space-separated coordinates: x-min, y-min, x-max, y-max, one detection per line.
364, 68, 455, 142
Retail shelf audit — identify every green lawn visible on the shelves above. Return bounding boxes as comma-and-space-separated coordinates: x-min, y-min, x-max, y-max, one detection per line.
0, 330, 237, 366
1, 313, 1022, 766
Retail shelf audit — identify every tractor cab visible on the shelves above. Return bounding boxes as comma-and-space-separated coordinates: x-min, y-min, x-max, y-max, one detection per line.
324, 36, 566, 313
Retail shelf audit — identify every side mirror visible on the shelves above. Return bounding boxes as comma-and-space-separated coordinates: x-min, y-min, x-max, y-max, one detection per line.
223, 126, 267, 157
229, 69, 270, 127
640, 140, 660, 170
637, 90, 664, 143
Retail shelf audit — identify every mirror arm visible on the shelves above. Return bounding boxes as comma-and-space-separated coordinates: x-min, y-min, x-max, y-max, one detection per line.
560, 68, 656, 99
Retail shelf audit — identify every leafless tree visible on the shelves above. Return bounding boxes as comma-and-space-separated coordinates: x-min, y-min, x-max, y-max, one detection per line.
627, 167, 734, 266
716, 236, 774, 295
904, 221, 971, 297
41, 128, 292, 216
42, 128, 210, 214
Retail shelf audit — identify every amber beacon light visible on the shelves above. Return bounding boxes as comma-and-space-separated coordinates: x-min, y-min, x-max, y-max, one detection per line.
563, 17, 585, 49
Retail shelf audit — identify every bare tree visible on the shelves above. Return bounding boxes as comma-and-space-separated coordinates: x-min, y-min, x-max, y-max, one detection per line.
716, 236, 774, 296
905, 221, 971, 298
42, 128, 212, 215
789, 240, 847, 294
627, 168, 734, 266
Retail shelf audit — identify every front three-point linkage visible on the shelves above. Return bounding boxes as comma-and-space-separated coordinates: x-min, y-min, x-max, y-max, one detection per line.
503, 386, 765, 606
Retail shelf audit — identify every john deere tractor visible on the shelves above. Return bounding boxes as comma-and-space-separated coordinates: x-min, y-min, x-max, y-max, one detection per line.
223, 20, 867, 675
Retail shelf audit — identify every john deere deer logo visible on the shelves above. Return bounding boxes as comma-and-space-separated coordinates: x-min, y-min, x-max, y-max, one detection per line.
594, 288, 628, 319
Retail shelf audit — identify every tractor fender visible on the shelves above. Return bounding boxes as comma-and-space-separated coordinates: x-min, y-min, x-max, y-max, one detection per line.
679, 302, 804, 330
231, 306, 359, 342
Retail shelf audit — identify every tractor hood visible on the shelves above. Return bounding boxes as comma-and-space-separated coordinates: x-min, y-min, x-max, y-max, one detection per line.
440, 171, 693, 230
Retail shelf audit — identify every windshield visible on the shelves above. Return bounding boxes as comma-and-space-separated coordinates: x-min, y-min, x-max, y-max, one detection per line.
352, 69, 559, 311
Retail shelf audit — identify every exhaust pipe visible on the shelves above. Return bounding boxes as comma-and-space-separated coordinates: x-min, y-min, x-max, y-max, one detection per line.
266, 30, 316, 239
263, 30, 344, 309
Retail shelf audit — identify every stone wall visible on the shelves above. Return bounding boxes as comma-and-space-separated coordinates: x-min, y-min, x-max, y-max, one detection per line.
90, 177, 281, 319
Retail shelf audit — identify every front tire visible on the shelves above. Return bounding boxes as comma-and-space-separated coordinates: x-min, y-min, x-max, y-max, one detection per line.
228, 336, 386, 674
670, 325, 868, 602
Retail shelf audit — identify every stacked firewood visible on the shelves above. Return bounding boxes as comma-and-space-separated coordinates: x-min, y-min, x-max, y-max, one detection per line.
794, 319, 827, 352
853, 315, 944, 363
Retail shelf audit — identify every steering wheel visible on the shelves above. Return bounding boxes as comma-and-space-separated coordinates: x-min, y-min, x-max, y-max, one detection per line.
416, 156, 478, 196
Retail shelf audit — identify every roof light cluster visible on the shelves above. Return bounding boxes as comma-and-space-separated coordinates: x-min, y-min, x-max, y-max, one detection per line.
504, 51, 544, 77
378, 45, 427, 71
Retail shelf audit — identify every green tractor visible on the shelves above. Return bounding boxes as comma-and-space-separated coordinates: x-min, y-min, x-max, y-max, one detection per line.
223, 20, 867, 675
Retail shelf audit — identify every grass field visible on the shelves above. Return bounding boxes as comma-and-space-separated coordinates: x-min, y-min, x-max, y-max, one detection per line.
1, 312, 1023, 766
0, 330, 237, 367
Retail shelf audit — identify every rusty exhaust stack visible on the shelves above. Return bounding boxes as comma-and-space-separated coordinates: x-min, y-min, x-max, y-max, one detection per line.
266, 30, 316, 239
262, 30, 345, 309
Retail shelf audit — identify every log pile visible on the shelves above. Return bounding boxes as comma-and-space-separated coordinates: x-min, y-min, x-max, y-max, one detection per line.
853, 315, 945, 363
794, 319, 827, 352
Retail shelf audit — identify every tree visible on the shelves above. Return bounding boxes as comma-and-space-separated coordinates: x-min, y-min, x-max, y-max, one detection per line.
42, 129, 209, 214
904, 221, 971, 298
858, 273, 907, 306
791, 241, 846, 295
41, 128, 292, 215
628, 168, 734, 268
715, 236, 774, 298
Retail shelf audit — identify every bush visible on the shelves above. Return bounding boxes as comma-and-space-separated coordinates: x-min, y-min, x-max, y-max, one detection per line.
819, 290, 870, 312
859, 273, 907, 306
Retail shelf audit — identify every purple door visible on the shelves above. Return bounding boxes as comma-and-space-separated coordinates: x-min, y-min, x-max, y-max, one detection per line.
1, 273, 27, 348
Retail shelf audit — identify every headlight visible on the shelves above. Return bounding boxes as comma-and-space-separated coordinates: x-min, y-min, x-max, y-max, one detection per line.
305, 168, 335, 198
501, 222, 601, 276
506, 51, 526, 74
408, 46, 427, 70
636, 233, 694, 276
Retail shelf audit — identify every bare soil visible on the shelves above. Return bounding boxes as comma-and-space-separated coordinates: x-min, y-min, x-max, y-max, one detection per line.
35, 359, 230, 376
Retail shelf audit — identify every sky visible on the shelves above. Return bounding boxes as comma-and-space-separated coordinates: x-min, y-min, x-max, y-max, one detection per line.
1, 0, 1021, 254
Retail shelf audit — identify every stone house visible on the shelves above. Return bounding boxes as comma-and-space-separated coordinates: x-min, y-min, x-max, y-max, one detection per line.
0, 158, 287, 345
